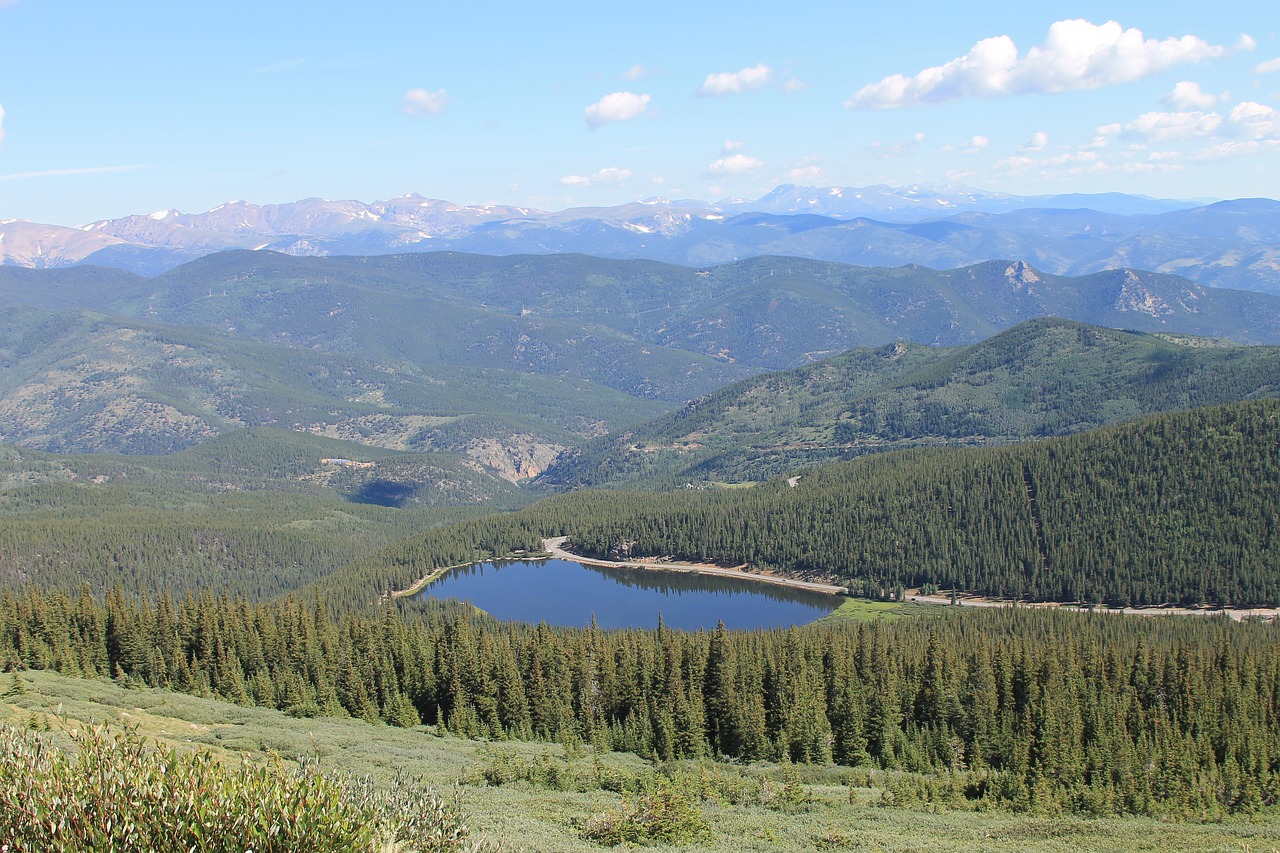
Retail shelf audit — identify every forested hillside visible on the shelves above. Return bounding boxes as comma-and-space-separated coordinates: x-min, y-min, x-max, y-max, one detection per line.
104, 252, 1280, 363
4, 589, 1277, 819
0, 430, 525, 599
559, 400, 1280, 607
0, 305, 668, 462
540, 318, 1280, 488
4, 252, 1280, 479
319, 400, 1280, 610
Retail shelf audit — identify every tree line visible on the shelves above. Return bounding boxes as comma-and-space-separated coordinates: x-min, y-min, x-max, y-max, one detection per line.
2, 586, 1277, 818
319, 399, 1280, 610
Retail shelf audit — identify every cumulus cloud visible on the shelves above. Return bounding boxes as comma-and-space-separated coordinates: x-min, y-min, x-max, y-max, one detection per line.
585, 91, 651, 128
1257, 57, 1280, 74
939, 135, 990, 155
559, 166, 634, 187
402, 88, 450, 116
786, 163, 826, 183
623, 65, 647, 81
722, 139, 745, 153
846, 19, 1232, 109
995, 149, 1105, 175
698, 63, 772, 96
1164, 81, 1219, 110
1230, 101, 1280, 140
782, 77, 809, 92
1022, 131, 1049, 151
708, 153, 764, 175
1107, 100, 1280, 146
1134, 110, 1222, 142
1012, 97, 1280, 177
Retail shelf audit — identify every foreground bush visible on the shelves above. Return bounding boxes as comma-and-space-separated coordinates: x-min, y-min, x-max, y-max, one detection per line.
580, 779, 711, 847
0, 722, 492, 852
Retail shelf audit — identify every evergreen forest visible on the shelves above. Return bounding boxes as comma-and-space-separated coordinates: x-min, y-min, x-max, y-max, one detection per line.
2, 587, 1277, 819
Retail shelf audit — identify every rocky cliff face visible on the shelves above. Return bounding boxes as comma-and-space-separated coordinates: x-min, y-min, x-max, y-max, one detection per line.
462, 436, 563, 483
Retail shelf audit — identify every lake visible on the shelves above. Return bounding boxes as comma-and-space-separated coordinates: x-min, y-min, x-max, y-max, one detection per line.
418, 558, 841, 630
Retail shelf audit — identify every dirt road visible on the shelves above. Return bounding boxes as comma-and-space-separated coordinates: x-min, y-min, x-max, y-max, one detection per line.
905, 592, 1278, 621
542, 537, 846, 596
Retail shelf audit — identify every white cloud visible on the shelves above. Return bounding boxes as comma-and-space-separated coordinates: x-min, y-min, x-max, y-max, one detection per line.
1123, 109, 1223, 142
708, 153, 764, 175
995, 155, 1035, 173
940, 135, 988, 154
1029, 98, 1280, 175
782, 77, 809, 92
722, 139, 745, 153
558, 166, 634, 187
1164, 80, 1219, 110
1229, 101, 1280, 140
1257, 57, 1280, 75
402, 88, 450, 116
1022, 131, 1049, 151
783, 155, 825, 184
623, 65, 647, 81
786, 164, 826, 183
846, 19, 1230, 109
1191, 140, 1269, 161
1112, 100, 1280, 146
995, 149, 1105, 175
697, 63, 772, 96
585, 91, 651, 128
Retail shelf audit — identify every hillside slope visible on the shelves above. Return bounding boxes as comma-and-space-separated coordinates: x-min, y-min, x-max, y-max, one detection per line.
0, 306, 666, 469
539, 318, 1280, 488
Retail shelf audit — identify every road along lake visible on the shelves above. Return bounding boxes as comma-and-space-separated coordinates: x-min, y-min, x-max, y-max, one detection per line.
418, 557, 841, 630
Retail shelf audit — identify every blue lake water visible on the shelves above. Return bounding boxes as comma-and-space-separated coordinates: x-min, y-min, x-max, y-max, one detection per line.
419, 558, 841, 630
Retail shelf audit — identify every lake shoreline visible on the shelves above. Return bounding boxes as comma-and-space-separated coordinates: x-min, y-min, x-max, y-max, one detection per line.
541, 536, 848, 596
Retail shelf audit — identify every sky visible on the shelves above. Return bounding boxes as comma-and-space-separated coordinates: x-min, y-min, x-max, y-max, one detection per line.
1, 1, 1278, 226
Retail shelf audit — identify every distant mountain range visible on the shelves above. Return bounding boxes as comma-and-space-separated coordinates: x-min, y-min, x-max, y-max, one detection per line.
4, 185, 1279, 294
3, 251, 1280, 472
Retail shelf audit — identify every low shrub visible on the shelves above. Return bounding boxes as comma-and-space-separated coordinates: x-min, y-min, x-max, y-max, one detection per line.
0, 722, 493, 852
580, 779, 711, 847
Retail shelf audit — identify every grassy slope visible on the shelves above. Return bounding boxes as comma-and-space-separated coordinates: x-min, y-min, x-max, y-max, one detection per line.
5, 669, 1277, 852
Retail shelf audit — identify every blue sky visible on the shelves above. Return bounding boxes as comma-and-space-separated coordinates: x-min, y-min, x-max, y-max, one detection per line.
1, 1, 1277, 225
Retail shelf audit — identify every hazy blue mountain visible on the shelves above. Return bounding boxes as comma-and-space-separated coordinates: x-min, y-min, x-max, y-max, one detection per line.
3, 251, 1280, 473
9, 186, 1279, 294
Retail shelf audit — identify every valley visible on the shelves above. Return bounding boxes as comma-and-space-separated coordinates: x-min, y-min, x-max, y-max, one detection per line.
2, 246, 1279, 847
8, 3, 1280, 846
